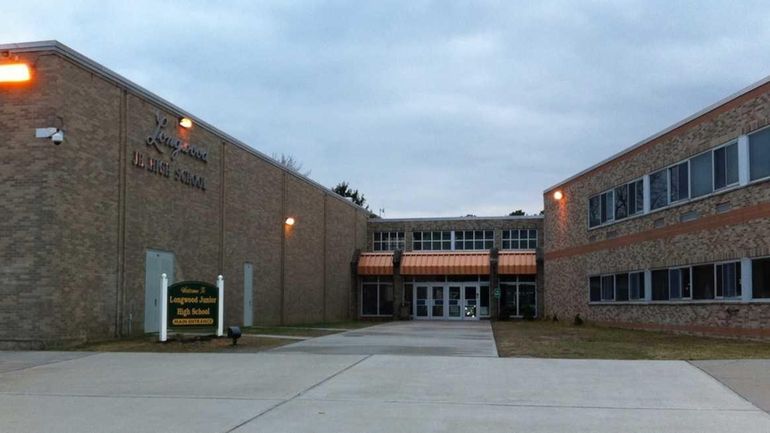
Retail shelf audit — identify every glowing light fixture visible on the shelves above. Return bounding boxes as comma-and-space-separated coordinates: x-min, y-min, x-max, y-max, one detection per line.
285, 217, 296, 226
179, 117, 193, 129
553, 190, 564, 201
0, 63, 31, 83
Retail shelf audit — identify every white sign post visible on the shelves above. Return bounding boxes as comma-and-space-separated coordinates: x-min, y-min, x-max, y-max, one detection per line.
160, 273, 168, 342
217, 275, 224, 337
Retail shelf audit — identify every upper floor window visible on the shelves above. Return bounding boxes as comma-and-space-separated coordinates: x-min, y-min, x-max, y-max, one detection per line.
588, 179, 642, 228
372, 231, 404, 251
750, 127, 770, 181
413, 231, 451, 251
502, 229, 537, 249
455, 230, 493, 250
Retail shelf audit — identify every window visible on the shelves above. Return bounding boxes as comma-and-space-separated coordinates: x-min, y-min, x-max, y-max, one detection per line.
690, 151, 713, 198
668, 267, 691, 299
455, 230, 493, 250
361, 277, 393, 316
413, 231, 451, 251
716, 262, 741, 298
588, 191, 614, 227
650, 169, 668, 210
589, 195, 601, 227
502, 229, 537, 249
589, 276, 601, 302
601, 275, 615, 301
669, 161, 689, 203
714, 142, 739, 190
692, 264, 715, 300
372, 231, 404, 251
752, 258, 770, 299
750, 127, 770, 181
615, 273, 629, 301
613, 179, 643, 221
629, 271, 645, 300
652, 269, 669, 301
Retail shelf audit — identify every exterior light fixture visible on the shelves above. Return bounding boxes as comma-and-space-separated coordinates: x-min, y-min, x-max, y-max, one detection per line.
0, 63, 31, 83
285, 217, 296, 226
179, 117, 193, 129
553, 190, 564, 201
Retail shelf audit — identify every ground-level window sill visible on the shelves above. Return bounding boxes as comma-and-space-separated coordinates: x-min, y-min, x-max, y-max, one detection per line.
589, 299, 770, 306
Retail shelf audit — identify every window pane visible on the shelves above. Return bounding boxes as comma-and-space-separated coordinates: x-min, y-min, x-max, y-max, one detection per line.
669, 269, 681, 299
589, 276, 601, 302
589, 196, 601, 227
714, 146, 726, 190
690, 151, 713, 198
601, 275, 614, 301
752, 258, 770, 298
652, 270, 669, 301
726, 142, 739, 185
650, 170, 668, 210
362, 284, 379, 315
604, 192, 614, 222
379, 284, 393, 315
750, 127, 770, 181
616, 273, 629, 301
692, 264, 715, 300
614, 184, 628, 220
633, 180, 643, 214
629, 272, 641, 300
669, 162, 689, 202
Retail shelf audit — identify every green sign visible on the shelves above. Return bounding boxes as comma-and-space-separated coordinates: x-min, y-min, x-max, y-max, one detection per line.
167, 281, 219, 330
494, 287, 501, 299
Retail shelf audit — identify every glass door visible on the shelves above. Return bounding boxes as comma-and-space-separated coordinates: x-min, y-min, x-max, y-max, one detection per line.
448, 286, 462, 319
431, 286, 445, 318
463, 285, 478, 319
415, 286, 429, 319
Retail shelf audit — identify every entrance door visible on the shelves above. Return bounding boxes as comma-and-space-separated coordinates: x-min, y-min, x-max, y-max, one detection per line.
464, 285, 478, 319
447, 286, 462, 319
243, 262, 254, 326
144, 250, 175, 333
415, 286, 429, 318
431, 286, 445, 318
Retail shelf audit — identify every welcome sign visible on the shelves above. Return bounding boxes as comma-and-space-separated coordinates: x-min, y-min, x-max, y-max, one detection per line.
167, 281, 219, 330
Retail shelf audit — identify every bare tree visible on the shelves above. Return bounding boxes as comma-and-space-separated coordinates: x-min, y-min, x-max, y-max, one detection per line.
272, 153, 311, 177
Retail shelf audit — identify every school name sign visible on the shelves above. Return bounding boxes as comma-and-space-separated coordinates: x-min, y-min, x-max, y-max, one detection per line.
167, 282, 218, 328
159, 275, 224, 342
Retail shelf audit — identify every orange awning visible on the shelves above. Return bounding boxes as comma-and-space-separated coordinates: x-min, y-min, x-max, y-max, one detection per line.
498, 252, 537, 275
357, 253, 394, 275
401, 252, 489, 275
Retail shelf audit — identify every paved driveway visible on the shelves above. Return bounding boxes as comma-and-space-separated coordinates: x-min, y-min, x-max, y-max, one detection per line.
272, 320, 498, 356
2, 349, 770, 432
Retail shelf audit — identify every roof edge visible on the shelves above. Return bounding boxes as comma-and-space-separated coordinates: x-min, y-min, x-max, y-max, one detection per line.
543, 72, 770, 193
0, 40, 371, 213
369, 215, 544, 223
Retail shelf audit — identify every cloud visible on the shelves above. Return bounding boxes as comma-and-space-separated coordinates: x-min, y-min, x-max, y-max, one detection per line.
3, 0, 770, 216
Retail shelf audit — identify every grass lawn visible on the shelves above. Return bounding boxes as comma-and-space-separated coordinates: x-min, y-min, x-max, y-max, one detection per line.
493, 320, 770, 360
242, 320, 377, 337
70, 335, 296, 353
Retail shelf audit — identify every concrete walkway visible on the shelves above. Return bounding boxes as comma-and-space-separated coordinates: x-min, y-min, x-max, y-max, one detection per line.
272, 320, 499, 357
692, 360, 770, 413
1, 351, 770, 432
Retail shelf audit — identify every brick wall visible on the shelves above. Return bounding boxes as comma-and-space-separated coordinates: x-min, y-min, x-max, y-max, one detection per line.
543, 80, 770, 336
0, 47, 369, 348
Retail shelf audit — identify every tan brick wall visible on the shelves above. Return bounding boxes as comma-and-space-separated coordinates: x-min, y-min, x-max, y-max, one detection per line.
543, 81, 770, 336
0, 49, 369, 347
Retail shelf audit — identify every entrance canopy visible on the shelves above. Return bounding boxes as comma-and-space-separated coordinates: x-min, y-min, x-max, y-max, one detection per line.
402, 252, 489, 275
498, 252, 537, 275
357, 251, 537, 276
357, 253, 394, 275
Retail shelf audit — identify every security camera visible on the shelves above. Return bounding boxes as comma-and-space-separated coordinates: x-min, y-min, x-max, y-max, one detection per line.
51, 130, 64, 145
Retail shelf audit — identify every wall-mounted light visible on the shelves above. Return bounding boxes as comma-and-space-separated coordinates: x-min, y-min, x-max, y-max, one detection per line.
285, 217, 296, 226
179, 117, 193, 129
553, 190, 564, 201
0, 63, 31, 83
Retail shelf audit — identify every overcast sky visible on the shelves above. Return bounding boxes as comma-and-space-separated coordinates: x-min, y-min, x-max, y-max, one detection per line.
4, 1, 770, 217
